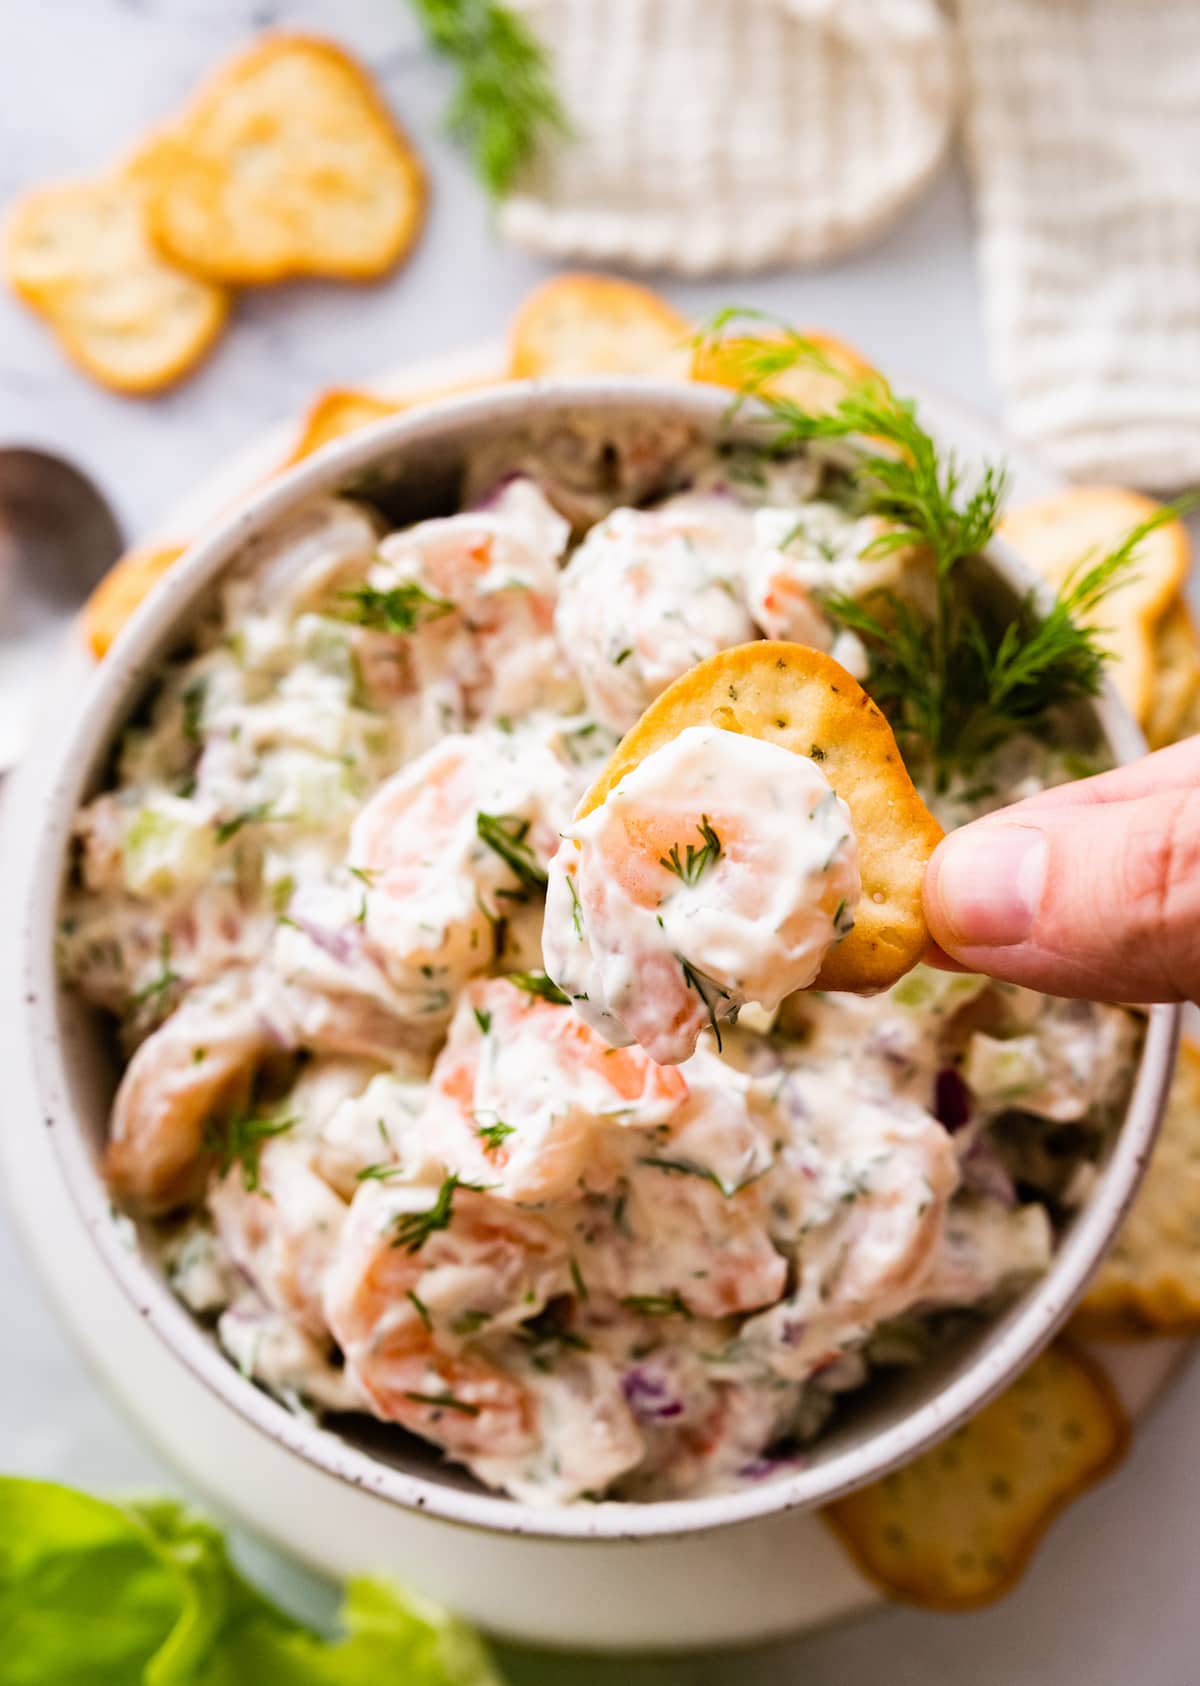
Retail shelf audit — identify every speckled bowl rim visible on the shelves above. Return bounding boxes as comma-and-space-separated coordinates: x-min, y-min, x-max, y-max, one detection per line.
25, 379, 1178, 1543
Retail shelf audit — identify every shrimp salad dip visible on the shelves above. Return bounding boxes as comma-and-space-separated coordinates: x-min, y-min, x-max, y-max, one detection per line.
60, 417, 1141, 1506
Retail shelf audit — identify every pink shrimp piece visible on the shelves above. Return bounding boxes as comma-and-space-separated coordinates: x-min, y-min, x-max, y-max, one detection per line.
419, 977, 690, 1202
324, 1178, 569, 1466
348, 730, 571, 996
106, 974, 268, 1214
208, 1139, 347, 1339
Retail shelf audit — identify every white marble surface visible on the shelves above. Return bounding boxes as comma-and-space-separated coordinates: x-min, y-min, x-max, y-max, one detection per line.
3, 3, 1200, 1681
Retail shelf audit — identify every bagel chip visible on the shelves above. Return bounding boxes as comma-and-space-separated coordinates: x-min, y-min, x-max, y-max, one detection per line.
84, 542, 187, 658
824, 1344, 1129, 1609
1000, 488, 1190, 726
2, 171, 229, 395
691, 329, 879, 417
578, 642, 942, 994
142, 36, 425, 285
1145, 598, 1200, 750
509, 274, 691, 379
1073, 1040, 1200, 1337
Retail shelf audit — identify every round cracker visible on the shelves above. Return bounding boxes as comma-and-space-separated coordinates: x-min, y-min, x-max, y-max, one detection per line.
509, 273, 691, 379
1145, 597, 1200, 750
999, 488, 1191, 725
1072, 1039, 1200, 1338
577, 641, 943, 994
141, 35, 426, 285
84, 541, 187, 658
2, 170, 229, 396
691, 329, 878, 417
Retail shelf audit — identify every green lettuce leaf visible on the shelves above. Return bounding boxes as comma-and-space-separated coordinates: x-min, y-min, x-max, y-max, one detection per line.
0, 1479, 504, 1686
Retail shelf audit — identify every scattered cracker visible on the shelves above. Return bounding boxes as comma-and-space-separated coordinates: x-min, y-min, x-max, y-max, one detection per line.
1000, 488, 1191, 726
2, 169, 229, 395
83, 541, 187, 657
1145, 598, 1200, 750
691, 328, 878, 416
282, 388, 400, 466
141, 35, 425, 285
824, 1344, 1129, 1609
578, 641, 943, 994
509, 273, 691, 379
1073, 1040, 1200, 1337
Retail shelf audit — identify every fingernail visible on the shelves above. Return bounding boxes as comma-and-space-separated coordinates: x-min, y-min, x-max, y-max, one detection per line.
931, 825, 1047, 949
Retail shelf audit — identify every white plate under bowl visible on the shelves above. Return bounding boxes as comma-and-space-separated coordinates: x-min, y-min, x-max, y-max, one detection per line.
0, 359, 1188, 1650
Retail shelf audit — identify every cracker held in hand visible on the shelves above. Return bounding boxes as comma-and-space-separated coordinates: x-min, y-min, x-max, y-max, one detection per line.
824, 1344, 1128, 1609
1000, 487, 1190, 727
2, 170, 229, 395
1074, 1040, 1200, 1337
579, 642, 943, 993
509, 273, 691, 379
142, 36, 425, 284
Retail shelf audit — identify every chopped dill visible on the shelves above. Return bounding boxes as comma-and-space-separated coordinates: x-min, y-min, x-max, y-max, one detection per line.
473, 1006, 493, 1035
660, 815, 722, 886
406, 1290, 432, 1330
204, 1111, 297, 1193
567, 873, 584, 940
620, 1292, 693, 1319
215, 802, 276, 845
476, 1116, 515, 1153
475, 810, 548, 892
506, 969, 570, 1005
402, 1390, 481, 1417
678, 955, 730, 1051
335, 581, 454, 634
125, 933, 180, 1018
391, 1173, 488, 1253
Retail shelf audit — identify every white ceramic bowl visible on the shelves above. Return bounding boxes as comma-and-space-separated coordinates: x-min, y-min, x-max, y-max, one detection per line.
22, 381, 1177, 1578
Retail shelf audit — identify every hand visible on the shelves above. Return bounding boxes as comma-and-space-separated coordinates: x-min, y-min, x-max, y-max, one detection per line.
923, 737, 1200, 1001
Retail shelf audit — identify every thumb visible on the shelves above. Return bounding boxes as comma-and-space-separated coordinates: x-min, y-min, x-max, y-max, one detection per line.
923, 786, 1200, 1001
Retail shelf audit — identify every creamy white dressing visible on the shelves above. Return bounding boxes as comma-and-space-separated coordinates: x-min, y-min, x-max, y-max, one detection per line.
61, 425, 1140, 1506
544, 726, 860, 1064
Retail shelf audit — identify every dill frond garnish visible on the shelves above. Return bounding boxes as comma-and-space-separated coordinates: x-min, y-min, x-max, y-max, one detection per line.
476, 1116, 515, 1153
678, 956, 731, 1051
696, 311, 1188, 790
660, 816, 722, 886
475, 810, 548, 892
336, 581, 454, 634
407, 0, 571, 198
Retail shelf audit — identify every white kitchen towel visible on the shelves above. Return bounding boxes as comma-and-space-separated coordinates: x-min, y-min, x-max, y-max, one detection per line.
958, 0, 1200, 491
499, 0, 957, 276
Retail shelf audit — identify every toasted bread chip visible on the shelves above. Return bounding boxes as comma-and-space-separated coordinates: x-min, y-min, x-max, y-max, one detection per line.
142, 36, 425, 284
691, 329, 879, 416
578, 641, 942, 993
2, 170, 229, 395
283, 388, 401, 466
1073, 1040, 1200, 1337
824, 1344, 1129, 1609
509, 274, 691, 379
1145, 598, 1200, 750
999, 488, 1191, 726
84, 541, 186, 658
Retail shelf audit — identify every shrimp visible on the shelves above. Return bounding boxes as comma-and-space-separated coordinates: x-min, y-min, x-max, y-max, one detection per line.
743, 1078, 960, 1380
324, 1178, 570, 1467
417, 977, 689, 1203
347, 727, 573, 996
741, 505, 905, 643
543, 725, 860, 1065
362, 479, 578, 722
554, 503, 755, 734
208, 1138, 347, 1338
106, 973, 270, 1214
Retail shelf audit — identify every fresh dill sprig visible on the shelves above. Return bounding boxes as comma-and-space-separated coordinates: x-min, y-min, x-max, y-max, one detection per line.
660, 816, 722, 886
407, 0, 571, 199
391, 1172, 488, 1253
506, 969, 570, 1005
475, 811, 548, 893
696, 311, 1190, 789
204, 1111, 297, 1192
336, 581, 454, 634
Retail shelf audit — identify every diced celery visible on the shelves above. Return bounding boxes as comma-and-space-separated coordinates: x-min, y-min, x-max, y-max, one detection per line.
121, 796, 216, 898
964, 1031, 1048, 1103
